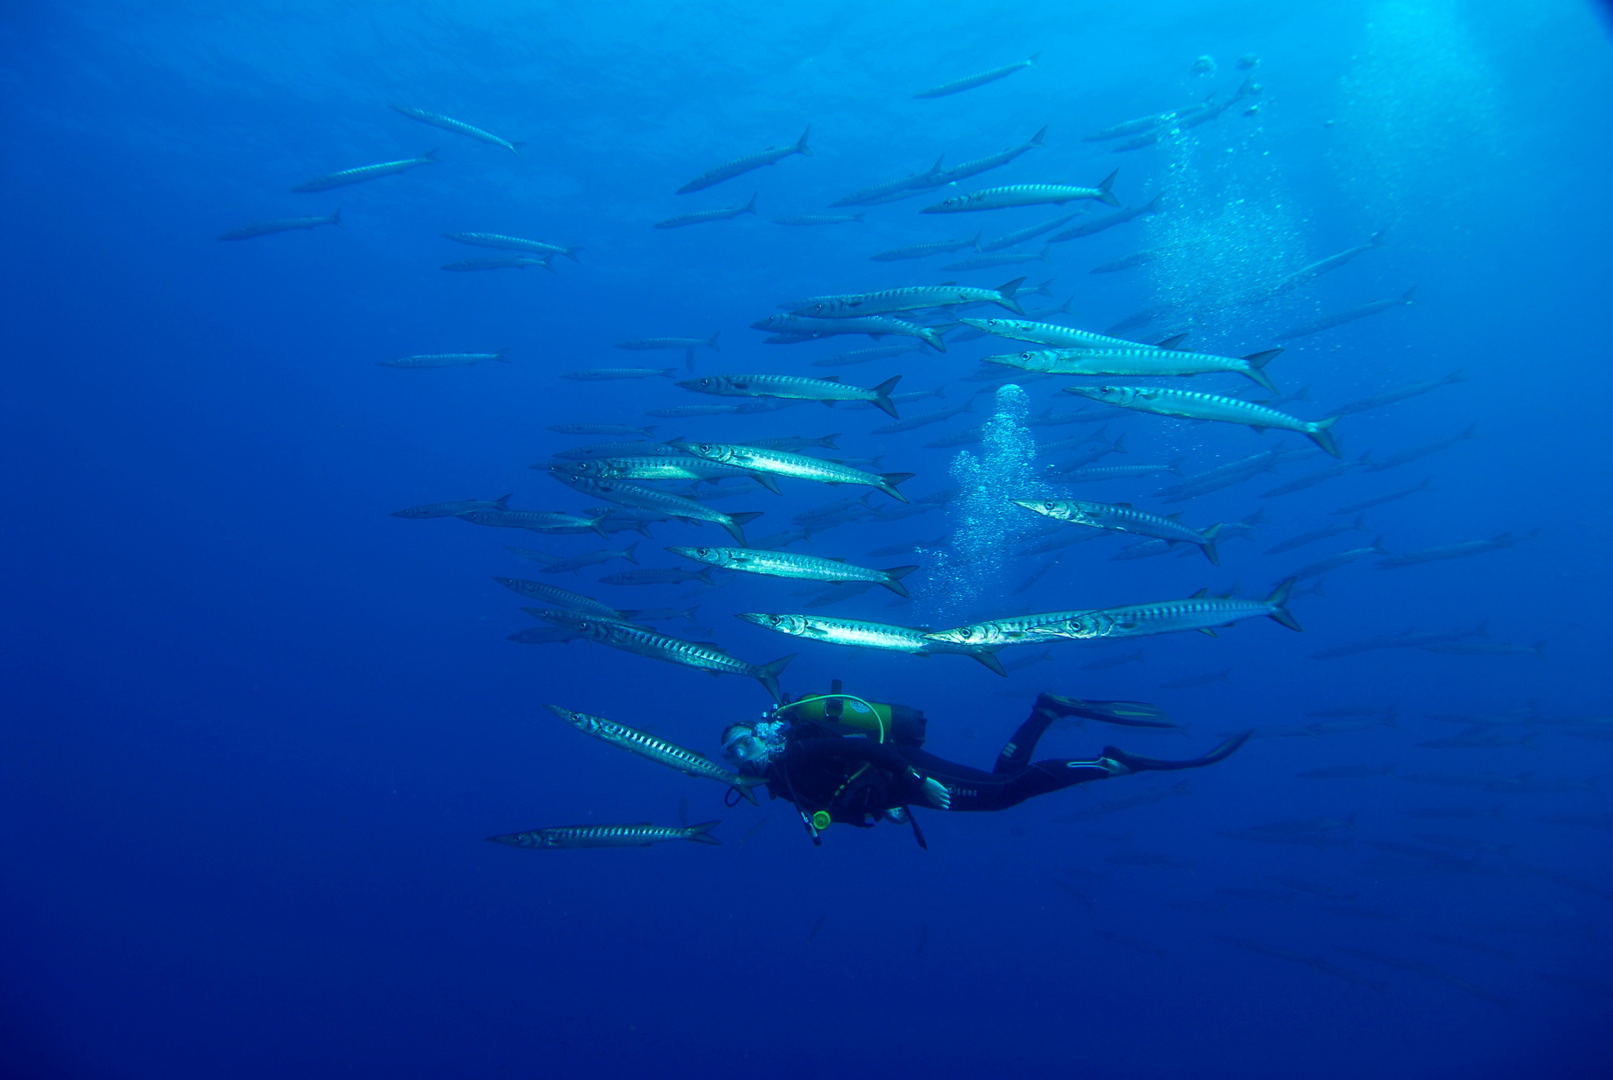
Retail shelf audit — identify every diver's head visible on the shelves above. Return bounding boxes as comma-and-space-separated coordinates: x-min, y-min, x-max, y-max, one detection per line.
722, 719, 786, 773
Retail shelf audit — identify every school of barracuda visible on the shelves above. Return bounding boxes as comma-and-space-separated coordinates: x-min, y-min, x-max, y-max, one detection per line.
221, 47, 1544, 853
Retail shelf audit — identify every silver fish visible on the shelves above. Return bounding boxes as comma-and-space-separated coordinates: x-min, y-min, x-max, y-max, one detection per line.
677, 129, 811, 193
440, 255, 553, 272
548, 473, 761, 545
616, 333, 720, 352
458, 509, 606, 535
547, 423, 658, 436
1378, 531, 1536, 570
546, 704, 762, 803
391, 493, 510, 518
291, 151, 438, 192
914, 54, 1039, 99
488, 821, 720, 849
1066, 384, 1340, 456
677, 373, 901, 418
538, 609, 792, 699
1277, 288, 1416, 341
217, 208, 341, 241
493, 577, 627, 618
379, 351, 510, 368
941, 246, 1053, 272
443, 232, 580, 260
737, 612, 1005, 674
1014, 497, 1223, 563
956, 316, 1180, 351
978, 209, 1081, 252
654, 195, 757, 228
560, 368, 678, 380
988, 345, 1279, 390
673, 440, 913, 502
869, 232, 982, 261
753, 313, 945, 351
773, 213, 865, 226
392, 105, 519, 153
923, 173, 1120, 213
1037, 581, 1302, 641
671, 545, 916, 597
791, 278, 1024, 319
547, 456, 778, 493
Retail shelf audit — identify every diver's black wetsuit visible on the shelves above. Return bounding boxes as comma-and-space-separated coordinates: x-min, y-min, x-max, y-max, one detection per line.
759, 693, 1249, 828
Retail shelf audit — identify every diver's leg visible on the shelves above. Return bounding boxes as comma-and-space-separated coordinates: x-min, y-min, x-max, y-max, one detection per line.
1100, 731, 1251, 775
993, 694, 1067, 774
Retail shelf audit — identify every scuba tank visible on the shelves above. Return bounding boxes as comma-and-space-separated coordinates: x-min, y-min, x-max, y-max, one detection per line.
774, 679, 927, 748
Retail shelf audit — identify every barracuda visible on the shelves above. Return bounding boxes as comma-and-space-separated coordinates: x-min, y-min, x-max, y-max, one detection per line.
1063, 462, 1184, 483
751, 313, 945, 351
546, 705, 763, 804
291, 151, 438, 192
440, 255, 554, 272
1038, 580, 1302, 641
537, 609, 793, 699
217, 209, 341, 241
443, 232, 581, 260
677, 128, 811, 193
391, 493, 511, 518
924, 609, 1100, 647
1066, 384, 1341, 456
654, 195, 758, 228
736, 612, 1005, 675
670, 545, 917, 597
922, 173, 1121, 213
791, 278, 1025, 319
457, 508, 606, 535
546, 455, 779, 493
546, 473, 761, 545
487, 821, 721, 849
987, 346, 1279, 391
677, 373, 902, 418
673, 440, 913, 502
493, 577, 627, 619
1014, 498, 1224, 564
552, 440, 684, 460
392, 106, 519, 153
869, 233, 981, 260
956, 317, 1184, 351
379, 351, 510, 368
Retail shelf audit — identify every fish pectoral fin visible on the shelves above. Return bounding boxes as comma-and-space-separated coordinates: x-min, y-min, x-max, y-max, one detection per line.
1249, 426, 1267, 434
1198, 628, 1219, 637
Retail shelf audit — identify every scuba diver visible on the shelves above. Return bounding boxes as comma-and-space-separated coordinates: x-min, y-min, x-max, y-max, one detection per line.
720, 684, 1250, 847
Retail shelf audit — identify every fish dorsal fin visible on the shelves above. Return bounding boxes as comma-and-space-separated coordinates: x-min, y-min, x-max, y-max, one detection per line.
1114, 501, 1134, 508
1190, 588, 1208, 599
938, 281, 958, 286
820, 375, 843, 383
1165, 512, 1184, 520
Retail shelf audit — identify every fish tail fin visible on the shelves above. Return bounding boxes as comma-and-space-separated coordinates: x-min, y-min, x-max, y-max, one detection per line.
1307, 416, 1342, 458
881, 565, 919, 597
970, 229, 983, 251
494, 493, 512, 509
755, 654, 796, 702
1028, 52, 1042, 66
1401, 285, 1417, 302
708, 331, 720, 351
422, 148, 440, 161
494, 349, 514, 362
743, 193, 758, 214
816, 433, 842, 448
1242, 348, 1282, 393
871, 375, 903, 419
330, 206, 343, 227
684, 820, 723, 845
624, 542, 640, 564
878, 471, 916, 503
565, 246, 582, 261
1030, 124, 1048, 145
733, 778, 764, 805
696, 568, 714, 586
724, 511, 763, 546
795, 126, 812, 156
971, 649, 1009, 677
1096, 168, 1121, 207
996, 275, 1027, 314
923, 326, 947, 352
1201, 523, 1224, 565
1265, 577, 1302, 631
1368, 229, 1388, 248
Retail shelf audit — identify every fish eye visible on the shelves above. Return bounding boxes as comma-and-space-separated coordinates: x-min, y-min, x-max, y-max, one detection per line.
1043, 500, 1057, 510
697, 548, 710, 556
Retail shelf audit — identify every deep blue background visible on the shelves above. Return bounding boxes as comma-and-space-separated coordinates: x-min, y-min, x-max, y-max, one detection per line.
3, 2, 1611, 1077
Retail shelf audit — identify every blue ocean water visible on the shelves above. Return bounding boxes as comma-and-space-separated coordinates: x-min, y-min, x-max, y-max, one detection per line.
3, 2, 1611, 1076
